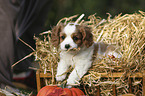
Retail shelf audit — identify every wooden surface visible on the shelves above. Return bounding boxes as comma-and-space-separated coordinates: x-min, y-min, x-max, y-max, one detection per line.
36, 70, 145, 96
36, 70, 41, 92
36, 70, 52, 92
143, 70, 145, 96
99, 72, 143, 78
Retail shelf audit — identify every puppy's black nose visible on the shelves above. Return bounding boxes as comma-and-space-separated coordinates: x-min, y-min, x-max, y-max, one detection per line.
65, 44, 70, 49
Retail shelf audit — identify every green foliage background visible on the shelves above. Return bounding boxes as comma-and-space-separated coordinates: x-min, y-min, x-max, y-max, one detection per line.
45, 0, 145, 28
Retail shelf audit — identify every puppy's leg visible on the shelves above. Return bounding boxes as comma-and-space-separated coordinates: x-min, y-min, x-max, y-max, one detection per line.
56, 60, 69, 81
106, 45, 122, 58
96, 42, 122, 58
67, 62, 91, 87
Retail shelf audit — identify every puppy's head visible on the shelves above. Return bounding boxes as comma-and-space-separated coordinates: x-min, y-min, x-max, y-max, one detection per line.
51, 23, 93, 51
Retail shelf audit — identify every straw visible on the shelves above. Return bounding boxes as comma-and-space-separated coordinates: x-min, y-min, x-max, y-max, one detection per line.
34, 11, 145, 95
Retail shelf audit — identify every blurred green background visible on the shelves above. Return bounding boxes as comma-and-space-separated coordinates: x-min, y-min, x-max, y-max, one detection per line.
45, 0, 145, 28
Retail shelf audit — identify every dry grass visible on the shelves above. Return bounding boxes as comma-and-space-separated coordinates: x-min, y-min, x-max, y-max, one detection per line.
34, 11, 145, 95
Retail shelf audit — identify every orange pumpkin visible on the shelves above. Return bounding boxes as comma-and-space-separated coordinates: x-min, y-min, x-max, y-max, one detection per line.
37, 85, 85, 96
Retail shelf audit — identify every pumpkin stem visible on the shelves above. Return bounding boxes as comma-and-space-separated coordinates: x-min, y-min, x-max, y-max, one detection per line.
60, 81, 67, 88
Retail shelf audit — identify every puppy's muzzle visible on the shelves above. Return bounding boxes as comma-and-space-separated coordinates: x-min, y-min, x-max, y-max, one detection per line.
65, 44, 71, 49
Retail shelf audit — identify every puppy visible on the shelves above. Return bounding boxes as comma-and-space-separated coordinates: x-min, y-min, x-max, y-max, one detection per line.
51, 23, 121, 87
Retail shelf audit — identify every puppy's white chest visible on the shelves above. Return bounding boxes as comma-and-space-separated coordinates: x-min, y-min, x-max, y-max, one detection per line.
60, 45, 94, 67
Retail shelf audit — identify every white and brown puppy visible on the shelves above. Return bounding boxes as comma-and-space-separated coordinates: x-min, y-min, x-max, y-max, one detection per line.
51, 23, 121, 87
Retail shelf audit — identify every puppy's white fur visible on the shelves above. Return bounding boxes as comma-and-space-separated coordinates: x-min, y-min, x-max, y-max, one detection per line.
53, 23, 121, 87
56, 45, 94, 85
60, 24, 78, 50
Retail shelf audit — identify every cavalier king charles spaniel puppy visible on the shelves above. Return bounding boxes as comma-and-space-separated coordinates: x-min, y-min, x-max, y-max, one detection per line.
51, 23, 121, 87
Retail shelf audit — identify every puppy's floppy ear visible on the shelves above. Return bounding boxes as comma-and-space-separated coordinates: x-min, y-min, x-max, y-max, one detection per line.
77, 25, 94, 48
51, 23, 63, 47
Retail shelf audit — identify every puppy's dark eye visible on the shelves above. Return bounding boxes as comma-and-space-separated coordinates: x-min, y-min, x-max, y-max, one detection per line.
61, 36, 65, 40
73, 36, 78, 41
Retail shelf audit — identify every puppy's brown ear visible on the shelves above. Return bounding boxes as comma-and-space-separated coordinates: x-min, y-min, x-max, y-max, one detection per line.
77, 25, 94, 48
51, 23, 63, 47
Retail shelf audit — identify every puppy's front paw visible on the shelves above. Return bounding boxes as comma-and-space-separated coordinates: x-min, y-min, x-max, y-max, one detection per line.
66, 85, 72, 89
56, 74, 66, 81
67, 78, 76, 86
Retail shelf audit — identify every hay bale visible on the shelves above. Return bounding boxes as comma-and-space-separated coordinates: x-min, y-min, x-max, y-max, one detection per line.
34, 11, 145, 95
